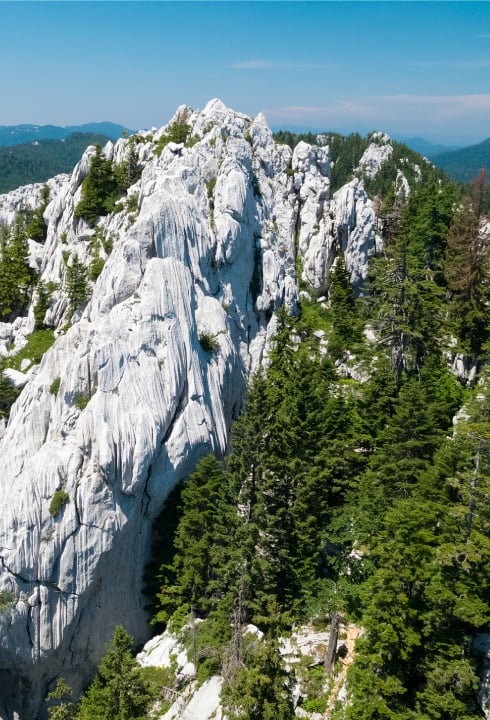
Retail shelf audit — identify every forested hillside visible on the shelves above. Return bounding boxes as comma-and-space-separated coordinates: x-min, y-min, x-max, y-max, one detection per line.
0, 133, 113, 193
141, 145, 490, 719
431, 137, 490, 184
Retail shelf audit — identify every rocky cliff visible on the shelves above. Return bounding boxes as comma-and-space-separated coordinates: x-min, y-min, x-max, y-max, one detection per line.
0, 99, 381, 719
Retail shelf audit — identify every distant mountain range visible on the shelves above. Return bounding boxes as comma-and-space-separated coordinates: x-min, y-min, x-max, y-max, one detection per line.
0, 122, 133, 147
428, 138, 490, 184
396, 137, 460, 157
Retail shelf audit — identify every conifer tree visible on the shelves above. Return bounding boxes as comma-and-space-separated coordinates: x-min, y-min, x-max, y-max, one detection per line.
65, 253, 88, 315
444, 169, 490, 356
0, 220, 35, 320
155, 454, 236, 621
328, 255, 362, 357
75, 145, 120, 225
222, 633, 294, 720
77, 626, 149, 720
45, 678, 77, 720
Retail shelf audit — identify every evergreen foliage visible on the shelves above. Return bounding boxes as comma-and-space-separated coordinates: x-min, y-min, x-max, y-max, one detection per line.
33, 279, 51, 329
74, 143, 139, 226
74, 145, 122, 225
154, 110, 192, 156
37, 126, 486, 718
24, 184, 50, 242
77, 626, 150, 720
0, 133, 114, 194
0, 220, 35, 321
328, 255, 363, 357
46, 678, 77, 720
445, 169, 490, 357
49, 490, 69, 518
0, 361, 19, 418
64, 253, 88, 315
144, 147, 490, 717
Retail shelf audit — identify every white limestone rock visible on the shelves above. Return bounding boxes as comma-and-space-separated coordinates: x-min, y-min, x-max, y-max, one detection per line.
357, 132, 393, 179
0, 100, 381, 720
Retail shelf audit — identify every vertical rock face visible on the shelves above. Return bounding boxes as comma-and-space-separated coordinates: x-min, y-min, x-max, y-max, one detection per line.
0, 100, 379, 719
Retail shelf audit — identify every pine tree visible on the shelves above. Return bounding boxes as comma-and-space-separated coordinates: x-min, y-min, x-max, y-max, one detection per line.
74, 145, 120, 225
0, 220, 35, 320
45, 678, 77, 720
444, 169, 490, 356
155, 454, 236, 621
26, 184, 50, 242
328, 255, 362, 357
77, 626, 149, 720
65, 253, 88, 315
222, 633, 294, 720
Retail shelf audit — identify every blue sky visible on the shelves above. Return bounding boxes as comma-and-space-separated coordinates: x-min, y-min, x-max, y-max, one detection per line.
1, 1, 490, 143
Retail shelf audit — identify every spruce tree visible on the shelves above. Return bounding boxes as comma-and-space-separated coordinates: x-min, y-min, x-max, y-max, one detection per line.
0, 220, 35, 320
45, 678, 77, 720
444, 170, 490, 357
65, 253, 88, 315
77, 626, 149, 720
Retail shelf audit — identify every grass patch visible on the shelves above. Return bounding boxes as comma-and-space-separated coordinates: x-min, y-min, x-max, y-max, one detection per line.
6, 329, 55, 371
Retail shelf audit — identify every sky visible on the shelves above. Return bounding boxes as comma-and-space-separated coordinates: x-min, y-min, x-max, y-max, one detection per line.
1, 1, 490, 144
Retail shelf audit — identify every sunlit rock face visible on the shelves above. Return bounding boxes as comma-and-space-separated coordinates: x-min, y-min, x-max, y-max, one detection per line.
0, 99, 379, 719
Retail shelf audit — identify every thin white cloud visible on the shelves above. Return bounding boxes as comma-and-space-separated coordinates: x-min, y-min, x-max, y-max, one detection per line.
408, 59, 490, 68
230, 59, 332, 70
262, 94, 490, 134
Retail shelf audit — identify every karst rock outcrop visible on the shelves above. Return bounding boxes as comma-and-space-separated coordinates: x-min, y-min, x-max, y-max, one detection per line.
0, 99, 381, 719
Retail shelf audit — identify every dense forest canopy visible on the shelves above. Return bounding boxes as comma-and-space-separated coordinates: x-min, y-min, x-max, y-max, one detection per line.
0, 133, 113, 193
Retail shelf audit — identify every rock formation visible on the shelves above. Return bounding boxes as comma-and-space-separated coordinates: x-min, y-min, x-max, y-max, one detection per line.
0, 99, 382, 719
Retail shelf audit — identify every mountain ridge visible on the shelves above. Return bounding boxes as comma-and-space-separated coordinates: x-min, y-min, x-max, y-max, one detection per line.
0, 122, 133, 147
0, 99, 389, 719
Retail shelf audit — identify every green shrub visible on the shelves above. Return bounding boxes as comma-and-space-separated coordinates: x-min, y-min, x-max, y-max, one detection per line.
49, 490, 69, 518
50, 377, 61, 396
137, 665, 174, 712
75, 393, 90, 410
199, 332, 219, 354
126, 193, 139, 214
89, 255, 105, 282
154, 116, 191, 156
102, 235, 114, 255
0, 590, 14, 612
0, 364, 20, 418
303, 695, 329, 713
186, 134, 200, 148
206, 177, 216, 199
